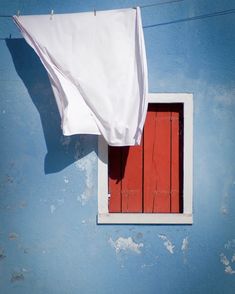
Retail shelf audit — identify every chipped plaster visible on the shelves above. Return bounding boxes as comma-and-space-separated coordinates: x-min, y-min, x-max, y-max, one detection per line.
109, 237, 143, 254
158, 234, 175, 254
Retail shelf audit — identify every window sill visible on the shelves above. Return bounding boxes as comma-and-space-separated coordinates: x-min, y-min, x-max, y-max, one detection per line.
98, 213, 193, 224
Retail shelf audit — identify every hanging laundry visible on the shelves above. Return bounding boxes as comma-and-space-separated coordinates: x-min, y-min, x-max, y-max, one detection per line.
13, 7, 148, 146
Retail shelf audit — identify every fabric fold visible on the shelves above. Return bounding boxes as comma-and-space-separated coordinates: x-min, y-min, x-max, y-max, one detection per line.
13, 7, 148, 146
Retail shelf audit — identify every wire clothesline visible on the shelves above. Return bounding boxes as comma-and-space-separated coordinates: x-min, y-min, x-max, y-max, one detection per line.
0, 1, 234, 35
0, 0, 183, 18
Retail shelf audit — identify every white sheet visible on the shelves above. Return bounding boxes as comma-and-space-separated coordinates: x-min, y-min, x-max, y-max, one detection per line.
13, 7, 148, 146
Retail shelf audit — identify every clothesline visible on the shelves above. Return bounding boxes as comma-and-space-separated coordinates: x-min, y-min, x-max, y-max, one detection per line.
0, 0, 183, 18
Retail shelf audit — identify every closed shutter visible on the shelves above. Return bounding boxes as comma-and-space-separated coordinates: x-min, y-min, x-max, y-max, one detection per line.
108, 103, 183, 213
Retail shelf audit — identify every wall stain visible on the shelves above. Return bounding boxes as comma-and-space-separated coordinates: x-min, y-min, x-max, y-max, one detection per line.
8, 232, 19, 240
11, 271, 24, 283
135, 232, 144, 240
0, 248, 6, 260
19, 201, 27, 208
5, 174, 14, 184
23, 248, 30, 254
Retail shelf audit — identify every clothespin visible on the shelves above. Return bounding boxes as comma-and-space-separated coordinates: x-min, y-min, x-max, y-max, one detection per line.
50, 9, 54, 20
17, 10, 20, 17
94, 8, 96, 16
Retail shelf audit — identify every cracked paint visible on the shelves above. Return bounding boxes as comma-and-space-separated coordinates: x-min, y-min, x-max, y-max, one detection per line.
158, 234, 175, 254
109, 237, 143, 254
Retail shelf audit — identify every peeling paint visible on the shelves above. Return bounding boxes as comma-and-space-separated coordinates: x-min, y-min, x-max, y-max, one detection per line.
141, 263, 155, 268
76, 153, 96, 205
224, 239, 235, 250
109, 237, 143, 254
225, 266, 235, 275
11, 271, 24, 282
220, 178, 234, 215
50, 205, 56, 214
220, 253, 230, 266
220, 253, 235, 275
181, 237, 189, 252
158, 234, 175, 254
8, 232, 19, 240
220, 240, 235, 274
181, 237, 189, 264
64, 176, 69, 184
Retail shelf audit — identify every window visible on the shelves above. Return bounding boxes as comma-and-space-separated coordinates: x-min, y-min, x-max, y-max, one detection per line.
98, 93, 193, 224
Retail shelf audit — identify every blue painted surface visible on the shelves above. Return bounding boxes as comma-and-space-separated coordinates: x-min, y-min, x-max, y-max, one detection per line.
0, 0, 235, 293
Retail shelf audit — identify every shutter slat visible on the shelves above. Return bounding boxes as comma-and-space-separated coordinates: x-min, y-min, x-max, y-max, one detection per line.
108, 147, 122, 212
143, 106, 158, 212
144, 105, 172, 213
121, 144, 143, 212
153, 106, 171, 212
171, 108, 180, 212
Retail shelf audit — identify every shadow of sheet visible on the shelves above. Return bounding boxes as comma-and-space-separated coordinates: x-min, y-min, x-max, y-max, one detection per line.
6, 38, 97, 174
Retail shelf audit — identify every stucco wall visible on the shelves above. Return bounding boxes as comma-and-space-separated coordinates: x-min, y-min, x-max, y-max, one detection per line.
0, 0, 235, 293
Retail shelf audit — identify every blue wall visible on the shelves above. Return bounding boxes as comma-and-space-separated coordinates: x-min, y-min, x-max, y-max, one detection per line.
1, 0, 235, 293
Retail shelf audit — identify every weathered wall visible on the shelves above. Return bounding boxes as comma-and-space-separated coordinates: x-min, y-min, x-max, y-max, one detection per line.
0, 0, 235, 293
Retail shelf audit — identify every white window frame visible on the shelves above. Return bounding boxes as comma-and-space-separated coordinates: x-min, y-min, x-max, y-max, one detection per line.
97, 93, 193, 224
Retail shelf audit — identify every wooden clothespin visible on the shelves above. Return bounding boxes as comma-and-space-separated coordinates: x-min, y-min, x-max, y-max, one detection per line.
94, 8, 96, 16
17, 10, 20, 17
50, 9, 54, 20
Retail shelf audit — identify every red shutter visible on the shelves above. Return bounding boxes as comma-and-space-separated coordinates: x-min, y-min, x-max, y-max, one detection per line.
108, 103, 183, 214
109, 144, 143, 213
144, 104, 171, 212
108, 147, 122, 212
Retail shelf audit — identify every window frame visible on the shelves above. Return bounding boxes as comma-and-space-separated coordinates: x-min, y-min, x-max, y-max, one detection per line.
97, 93, 193, 224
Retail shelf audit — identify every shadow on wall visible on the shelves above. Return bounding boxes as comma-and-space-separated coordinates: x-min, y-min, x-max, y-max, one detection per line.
6, 38, 97, 174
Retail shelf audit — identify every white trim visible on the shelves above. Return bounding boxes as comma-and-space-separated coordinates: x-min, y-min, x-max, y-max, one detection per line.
98, 93, 193, 224
98, 213, 192, 224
